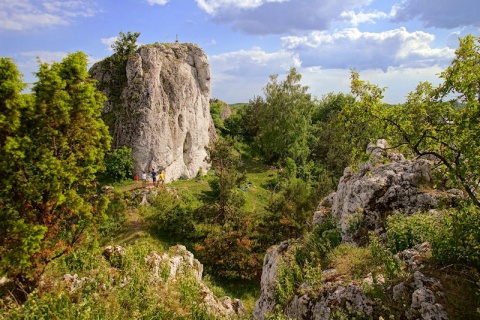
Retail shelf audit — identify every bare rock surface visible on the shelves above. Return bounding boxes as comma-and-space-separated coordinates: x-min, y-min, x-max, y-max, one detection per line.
330, 140, 457, 241
90, 42, 216, 182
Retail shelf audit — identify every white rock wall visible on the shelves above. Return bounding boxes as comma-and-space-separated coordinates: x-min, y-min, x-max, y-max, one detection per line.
90, 42, 216, 182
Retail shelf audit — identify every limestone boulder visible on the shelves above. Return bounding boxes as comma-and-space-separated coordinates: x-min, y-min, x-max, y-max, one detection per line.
331, 140, 460, 242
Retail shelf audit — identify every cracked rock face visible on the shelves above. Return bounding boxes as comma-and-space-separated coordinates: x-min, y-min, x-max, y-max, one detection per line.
90, 42, 216, 182
330, 140, 459, 242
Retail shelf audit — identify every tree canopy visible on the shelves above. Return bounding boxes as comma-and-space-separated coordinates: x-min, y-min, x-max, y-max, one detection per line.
249, 67, 316, 165
341, 35, 480, 206
0, 52, 111, 291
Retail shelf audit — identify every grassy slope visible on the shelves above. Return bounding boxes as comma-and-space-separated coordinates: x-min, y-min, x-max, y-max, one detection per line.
105, 156, 277, 317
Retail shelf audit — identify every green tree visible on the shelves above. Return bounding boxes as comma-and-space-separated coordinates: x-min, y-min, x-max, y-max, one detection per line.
0, 52, 111, 292
195, 137, 262, 279
312, 92, 356, 180
102, 145, 134, 183
253, 67, 316, 165
260, 178, 317, 246
341, 35, 480, 206
203, 136, 246, 223
111, 31, 141, 60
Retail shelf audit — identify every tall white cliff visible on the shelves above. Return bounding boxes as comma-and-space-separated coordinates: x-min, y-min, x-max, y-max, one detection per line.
90, 42, 216, 182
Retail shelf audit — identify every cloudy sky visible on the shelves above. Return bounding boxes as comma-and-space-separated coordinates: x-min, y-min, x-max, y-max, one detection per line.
1, 0, 478, 104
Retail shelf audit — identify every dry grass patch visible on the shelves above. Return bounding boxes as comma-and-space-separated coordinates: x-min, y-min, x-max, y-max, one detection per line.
328, 243, 374, 281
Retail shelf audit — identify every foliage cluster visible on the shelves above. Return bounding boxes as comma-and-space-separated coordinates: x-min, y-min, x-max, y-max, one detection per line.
341, 35, 480, 207
431, 205, 480, 268
0, 53, 111, 293
101, 145, 134, 183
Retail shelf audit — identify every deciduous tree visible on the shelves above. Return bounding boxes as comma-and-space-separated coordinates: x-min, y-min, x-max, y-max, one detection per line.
341, 35, 480, 207
253, 67, 315, 165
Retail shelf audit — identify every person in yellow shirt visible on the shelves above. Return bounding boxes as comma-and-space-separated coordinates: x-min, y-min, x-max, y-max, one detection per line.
159, 170, 165, 188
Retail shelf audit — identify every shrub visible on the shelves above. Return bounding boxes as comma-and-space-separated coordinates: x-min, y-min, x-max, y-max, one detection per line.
98, 196, 128, 237
368, 233, 402, 283
386, 211, 439, 253
275, 247, 304, 306
303, 213, 342, 264
149, 190, 201, 241
102, 146, 134, 183
431, 205, 480, 268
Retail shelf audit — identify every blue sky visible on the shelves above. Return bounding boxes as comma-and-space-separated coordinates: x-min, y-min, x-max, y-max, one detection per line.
1, 0, 479, 104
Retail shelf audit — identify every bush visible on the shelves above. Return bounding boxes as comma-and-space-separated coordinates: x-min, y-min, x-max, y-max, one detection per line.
431, 205, 480, 268
149, 190, 201, 241
386, 211, 440, 253
304, 213, 342, 263
368, 233, 402, 283
275, 246, 304, 306
102, 146, 134, 183
98, 196, 128, 237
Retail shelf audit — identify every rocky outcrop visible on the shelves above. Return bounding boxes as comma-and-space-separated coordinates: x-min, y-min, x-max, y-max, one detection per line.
330, 140, 460, 242
254, 241, 291, 319
90, 42, 216, 182
254, 140, 457, 320
253, 241, 448, 320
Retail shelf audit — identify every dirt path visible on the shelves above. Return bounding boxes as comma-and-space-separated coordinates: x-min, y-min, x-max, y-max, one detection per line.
113, 204, 148, 245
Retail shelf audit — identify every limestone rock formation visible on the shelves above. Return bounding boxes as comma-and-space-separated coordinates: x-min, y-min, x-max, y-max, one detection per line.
145, 245, 245, 318
330, 140, 460, 242
254, 140, 458, 319
254, 241, 291, 319
89, 42, 216, 182
253, 241, 448, 320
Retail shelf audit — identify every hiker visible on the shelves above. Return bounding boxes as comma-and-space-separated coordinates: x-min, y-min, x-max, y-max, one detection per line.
151, 168, 157, 187
141, 171, 147, 187
146, 89, 151, 97
159, 170, 165, 188
134, 174, 139, 183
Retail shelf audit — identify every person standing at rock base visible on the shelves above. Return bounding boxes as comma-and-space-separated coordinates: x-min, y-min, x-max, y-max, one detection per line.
141, 171, 147, 187
159, 170, 165, 188
151, 168, 157, 187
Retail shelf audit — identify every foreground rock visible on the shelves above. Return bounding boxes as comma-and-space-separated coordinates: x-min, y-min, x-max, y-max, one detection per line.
145, 245, 244, 318
90, 42, 216, 182
254, 241, 447, 320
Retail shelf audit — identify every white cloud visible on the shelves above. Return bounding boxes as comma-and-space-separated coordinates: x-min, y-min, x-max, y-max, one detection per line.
210, 47, 300, 102
20, 50, 68, 63
281, 28, 454, 71
339, 10, 388, 26
196, 0, 369, 34
300, 65, 445, 104
101, 36, 118, 51
195, 0, 289, 15
0, 0, 98, 31
146, 0, 169, 5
